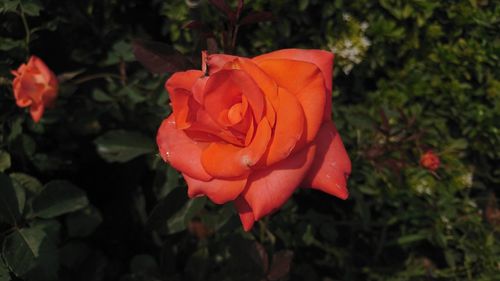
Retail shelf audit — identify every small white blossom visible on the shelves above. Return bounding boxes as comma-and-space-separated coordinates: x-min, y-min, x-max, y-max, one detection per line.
415, 178, 432, 195
360, 36, 371, 48
342, 13, 351, 21
460, 172, 473, 188
360, 22, 369, 31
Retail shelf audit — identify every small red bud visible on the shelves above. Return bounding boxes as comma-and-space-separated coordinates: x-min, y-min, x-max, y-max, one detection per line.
420, 151, 440, 171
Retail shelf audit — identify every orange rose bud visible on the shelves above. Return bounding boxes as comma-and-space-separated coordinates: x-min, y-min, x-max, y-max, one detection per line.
157, 49, 351, 231
11, 55, 58, 123
420, 151, 440, 171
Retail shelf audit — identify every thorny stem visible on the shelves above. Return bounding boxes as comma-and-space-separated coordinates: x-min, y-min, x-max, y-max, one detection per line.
18, 3, 31, 57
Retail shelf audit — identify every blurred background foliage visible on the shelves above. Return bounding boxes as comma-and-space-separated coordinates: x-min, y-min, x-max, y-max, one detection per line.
0, 0, 499, 280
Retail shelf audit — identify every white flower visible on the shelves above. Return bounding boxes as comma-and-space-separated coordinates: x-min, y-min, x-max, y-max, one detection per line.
459, 172, 473, 188
360, 36, 371, 48
360, 22, 369, 31
342, 13, 352, 21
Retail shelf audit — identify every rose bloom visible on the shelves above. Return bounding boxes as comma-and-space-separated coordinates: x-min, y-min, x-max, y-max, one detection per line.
11, 55, 58, 123
157, 49, 351, 230
420, 151, 440, 171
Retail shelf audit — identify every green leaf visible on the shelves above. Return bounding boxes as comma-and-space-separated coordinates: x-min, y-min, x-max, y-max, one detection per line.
201, 204, 234, 231
153, 165, 179, 199
32, 180, 89, 218
0, 0, 19, 13
2, 227, 45, 276
0, 258, 10, 281
94, 130, 155, 163
9, 173, 43, 194
91, 89, 114, 102
0, 173, 24, 225
103, 40, 135, 65
130, 254, 158, 274
30, 219, 61, 244
3, 221, 59, 280
21, 135, 36, 157
7, 117, 23, 144
146, 187, 187, 231
396, 233, 427, 245
298, 0, 309, 11
21, 222, 60, 280
20, 0, 42, 16
0, 38, 23, 51
65, 205, 102, 237
167, 197, 207, 234
0, 151, 11, 173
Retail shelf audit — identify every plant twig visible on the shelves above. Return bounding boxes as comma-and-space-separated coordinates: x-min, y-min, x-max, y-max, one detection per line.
18, 3, 31, 56
72, 73, 121, 84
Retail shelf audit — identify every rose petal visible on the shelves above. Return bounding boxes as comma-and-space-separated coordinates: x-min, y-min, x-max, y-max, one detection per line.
43, 87, 58, 108
192, 76, 208, 104
29, 103, 44, 123
204, 69, 265, 126
253, 49, 334, 120
255, 59, 326, 143
31, 56, 55, 84
186, 110, 243, 145
236, 58, 278, 127
18, 75, 44, 104
234, 196, 255, 231
243, 144, 316, 220
261, 87, 305, 166
201, 118, 272, 178
156, 115, 212, 181
207, 54, 239, 74
184, 173, 247, 204
303, 122, 351, 200
165, 70, 204, 129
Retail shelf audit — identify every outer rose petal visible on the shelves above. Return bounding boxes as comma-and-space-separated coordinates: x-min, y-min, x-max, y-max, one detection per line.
31, 56, 56, 85
242, 144, 317, 220
17, 76, 45, 105
261, 87, 305, 166
206, 54, 239, 74
29, 103, 44, 123
156, 115, 212, 181
183, 173, 247, 204
254, 59, 326, 143
303, 122, 351, 199
234, 196, 255, 231
253, 49, 334, 120
165, 70, 204, 129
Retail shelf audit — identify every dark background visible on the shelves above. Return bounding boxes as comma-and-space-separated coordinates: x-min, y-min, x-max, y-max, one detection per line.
0, 0, 499, 280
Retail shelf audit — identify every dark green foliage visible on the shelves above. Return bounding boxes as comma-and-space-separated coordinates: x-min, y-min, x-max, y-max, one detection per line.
0, 0, 499, 280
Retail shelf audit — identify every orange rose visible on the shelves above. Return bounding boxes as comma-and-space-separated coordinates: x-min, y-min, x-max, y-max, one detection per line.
157, 49, 351, 230
11, 55, 58, 123
420, 150, 440, 171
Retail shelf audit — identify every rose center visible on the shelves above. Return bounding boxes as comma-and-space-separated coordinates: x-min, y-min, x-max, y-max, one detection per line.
227, 103, 243, 125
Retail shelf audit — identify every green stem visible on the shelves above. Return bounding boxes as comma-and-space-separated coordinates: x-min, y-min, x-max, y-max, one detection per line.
72, 73, 121, 84
230, 24, 240, 54
18, 3, 31, 56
